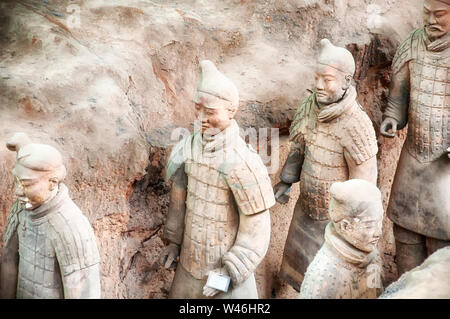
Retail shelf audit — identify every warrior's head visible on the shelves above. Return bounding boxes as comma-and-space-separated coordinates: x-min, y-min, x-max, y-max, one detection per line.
7, 133, 66, 210
314, 39, 355, 107
193, 60, 239, 136
423, 0, 450, 41
329, 179, 383, 253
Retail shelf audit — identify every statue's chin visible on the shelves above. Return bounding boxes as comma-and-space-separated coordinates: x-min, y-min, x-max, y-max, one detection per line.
316, 97, 332, 106
426, 28, 447, 41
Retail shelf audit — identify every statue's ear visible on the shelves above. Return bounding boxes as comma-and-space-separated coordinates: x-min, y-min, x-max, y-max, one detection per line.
340, 218, 352, 232
227, 105, 236, 119
343, 74, 352, 90
49, 177, 59, 191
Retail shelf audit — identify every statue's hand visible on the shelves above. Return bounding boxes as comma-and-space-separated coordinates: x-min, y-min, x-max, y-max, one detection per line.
274, 181, 291, 204
203, 286, 220, 297
202, 267, 229, 297
159, 243, 180, 269
380, 117, 399, 138
447, 147, 450, 159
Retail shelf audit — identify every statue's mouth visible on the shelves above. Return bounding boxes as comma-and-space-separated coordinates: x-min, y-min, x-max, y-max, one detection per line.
427, 25, 443, 32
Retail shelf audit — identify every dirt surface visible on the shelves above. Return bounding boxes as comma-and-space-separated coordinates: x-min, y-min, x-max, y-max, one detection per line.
0, 0, 422, 298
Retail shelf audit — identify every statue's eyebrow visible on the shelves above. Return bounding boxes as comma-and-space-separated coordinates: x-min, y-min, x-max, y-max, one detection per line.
435, 9, 448, 14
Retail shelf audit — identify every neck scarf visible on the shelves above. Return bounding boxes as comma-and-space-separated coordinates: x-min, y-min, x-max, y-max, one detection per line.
289, 85, 357, 142
191, 119, 240, 161
424, 29, 450, 53
325, 222, 376, 268
28, 183, 68, 221
317, 85, 357, 123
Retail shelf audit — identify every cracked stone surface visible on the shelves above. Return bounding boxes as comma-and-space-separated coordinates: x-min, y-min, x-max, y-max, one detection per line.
0, 0, 422, 298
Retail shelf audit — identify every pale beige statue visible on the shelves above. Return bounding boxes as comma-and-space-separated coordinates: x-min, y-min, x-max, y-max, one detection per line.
0, 133, 101, 299
299, 179, 383, 299
380, 0, 450, 275
379, 246, 450, 299
160, 60, 275, 298
274, 38, 379, 291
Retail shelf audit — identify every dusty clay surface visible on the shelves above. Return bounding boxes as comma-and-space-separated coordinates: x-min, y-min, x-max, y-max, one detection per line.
0, 0, 422, 298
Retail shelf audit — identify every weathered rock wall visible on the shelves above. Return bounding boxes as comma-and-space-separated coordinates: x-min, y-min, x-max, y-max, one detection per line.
0, 0, 422, 298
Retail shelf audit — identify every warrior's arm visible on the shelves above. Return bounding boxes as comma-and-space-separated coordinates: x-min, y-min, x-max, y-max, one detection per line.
163, 164, 188, 246
345, 152, 378, 185
274, 141, 305, 203
279, 141, 305, 184
222, 209, 271, 286
0, 201, 22, 299
383, 63, 410, 130
62, 264, 101, 299
0, 230, 19, 299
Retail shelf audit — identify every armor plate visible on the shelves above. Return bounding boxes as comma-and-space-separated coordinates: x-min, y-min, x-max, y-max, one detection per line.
181, 155, 239, 279
407, 52, 450, 163
296, 103, 378, 220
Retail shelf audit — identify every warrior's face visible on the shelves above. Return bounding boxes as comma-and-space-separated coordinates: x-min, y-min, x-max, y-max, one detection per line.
13, 163, 58, 210
333, 204, 383, 253
423, 0, 450, 40
194, 91, 235, 135
314, 64, 351, 106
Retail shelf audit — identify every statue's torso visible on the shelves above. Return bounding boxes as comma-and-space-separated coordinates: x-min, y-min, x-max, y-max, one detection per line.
300, 243, 377, 299
181, 149, 239, 279
17, 211, 64, 299
299, 114, 349, 221
407, 50, 450, 163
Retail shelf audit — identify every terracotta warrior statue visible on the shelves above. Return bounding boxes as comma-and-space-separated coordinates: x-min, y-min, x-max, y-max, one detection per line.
380, 246, 450, 299
274, 39, 379, 290
160, 60, 275, 298
299, 179, 383, 299
380, 0, 450, 275
0, 133, 101, 299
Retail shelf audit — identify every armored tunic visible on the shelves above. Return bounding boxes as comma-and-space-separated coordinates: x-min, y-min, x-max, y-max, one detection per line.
384, 28, 450, 240
280, 86, 378, 290
165, 120, 275, 298
299, 223, 381, 299
16, 184, 101, 299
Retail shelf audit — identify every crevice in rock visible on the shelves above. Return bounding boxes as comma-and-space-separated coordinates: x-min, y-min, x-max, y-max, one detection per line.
142, 225, 162, 244
120, 251, 140, 281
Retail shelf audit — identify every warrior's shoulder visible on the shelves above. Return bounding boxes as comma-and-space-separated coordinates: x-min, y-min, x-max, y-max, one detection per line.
2, 200, 23, 245
392, 28, 424, 73
342, 103, 375, 131
289, 93, 315, 140
47, 197, 100, 275
223, 140, 275, 215
166, 134, 193, 181
339, 103, 378, 164
399, 28, 424, 50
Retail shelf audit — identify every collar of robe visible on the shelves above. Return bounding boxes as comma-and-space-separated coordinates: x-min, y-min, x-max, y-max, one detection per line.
315, 85, 357, 123
325, 222, 376, 269
27, 183, 68, 221
192, 119, 240, 160
424, 29, 450, 53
